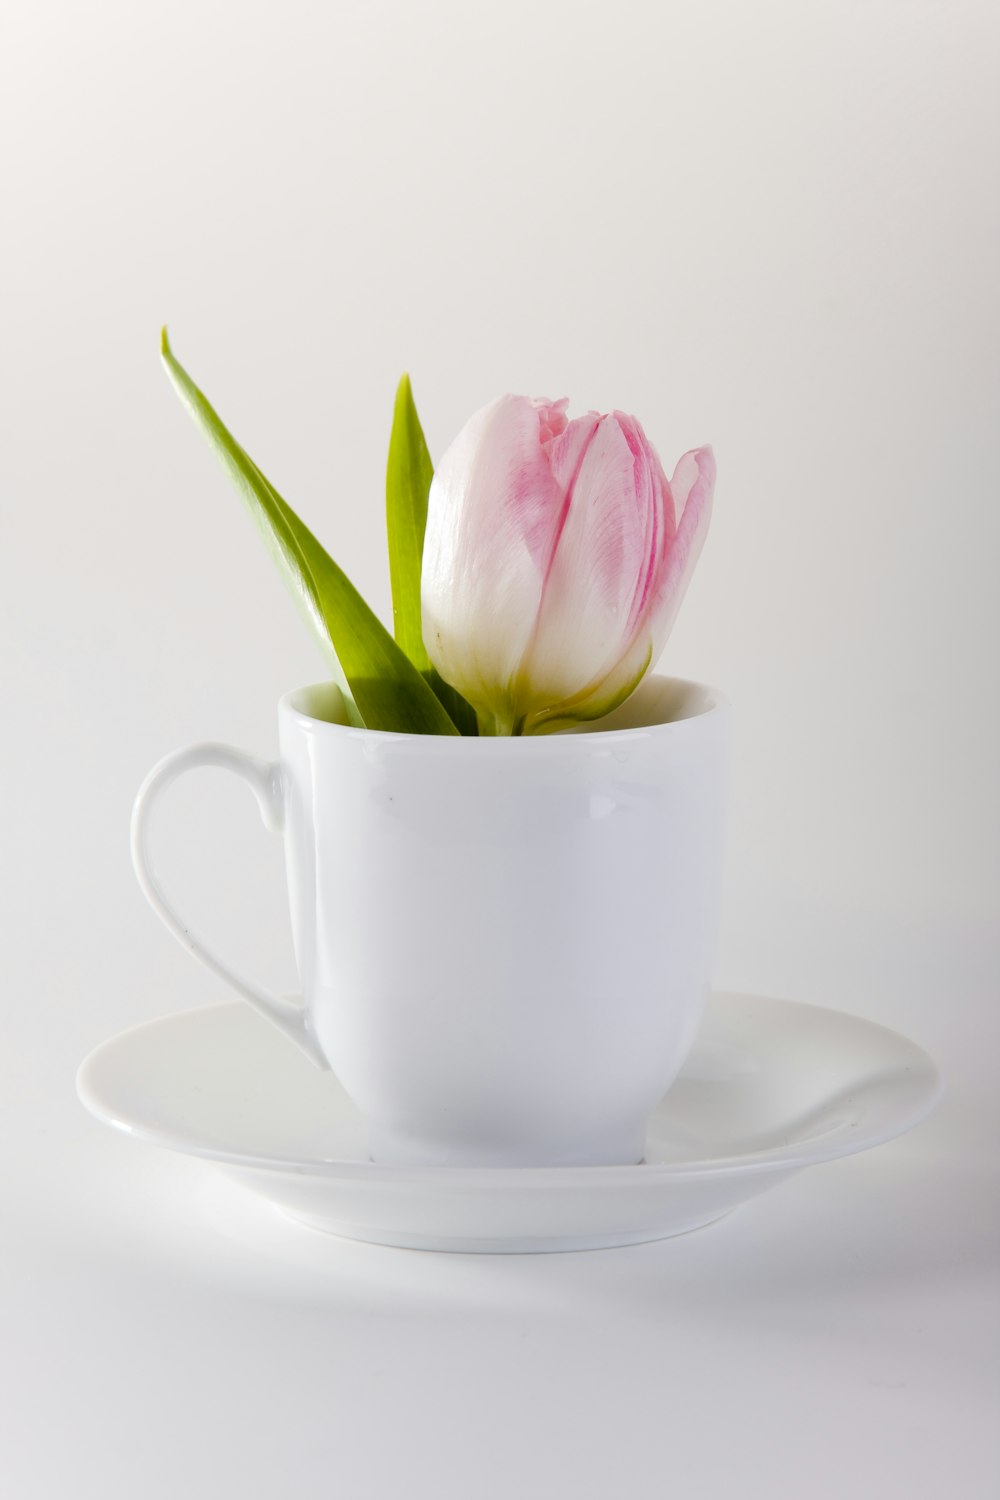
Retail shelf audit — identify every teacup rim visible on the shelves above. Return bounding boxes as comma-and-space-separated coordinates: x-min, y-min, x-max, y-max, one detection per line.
279, 672, 729, 748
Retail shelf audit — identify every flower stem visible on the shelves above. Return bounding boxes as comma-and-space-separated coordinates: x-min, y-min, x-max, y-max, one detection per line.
475, 709, 523, 736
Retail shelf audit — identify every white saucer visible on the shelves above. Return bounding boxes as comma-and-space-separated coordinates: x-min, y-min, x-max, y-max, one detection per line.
77, 993, 941, 1253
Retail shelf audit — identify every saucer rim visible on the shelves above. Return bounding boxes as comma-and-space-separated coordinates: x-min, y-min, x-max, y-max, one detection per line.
76, 993, 942, 1185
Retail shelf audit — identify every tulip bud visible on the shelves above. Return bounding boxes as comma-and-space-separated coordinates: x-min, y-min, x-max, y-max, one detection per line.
421, 394, 714, 735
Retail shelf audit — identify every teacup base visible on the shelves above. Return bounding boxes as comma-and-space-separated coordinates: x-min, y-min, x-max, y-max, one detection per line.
366, 1123, 648, 1169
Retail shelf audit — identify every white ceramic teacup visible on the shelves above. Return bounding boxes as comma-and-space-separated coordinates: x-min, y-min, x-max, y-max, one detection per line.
132, 674, 727, 1168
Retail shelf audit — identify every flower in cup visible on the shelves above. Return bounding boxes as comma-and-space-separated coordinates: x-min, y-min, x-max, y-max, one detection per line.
162, 331, 714, 738
421, 396, 715, 734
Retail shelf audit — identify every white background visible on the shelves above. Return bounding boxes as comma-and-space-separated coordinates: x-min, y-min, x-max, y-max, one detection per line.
2, 1, 997, 1495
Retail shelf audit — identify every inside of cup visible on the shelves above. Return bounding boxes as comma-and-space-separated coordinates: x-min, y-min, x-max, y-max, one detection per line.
288, 675, 721, 733
289, 682, 354, 725
564, 675, 722, 732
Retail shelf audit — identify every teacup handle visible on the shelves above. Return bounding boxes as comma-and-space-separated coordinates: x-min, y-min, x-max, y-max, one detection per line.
130, 743, 328, 1069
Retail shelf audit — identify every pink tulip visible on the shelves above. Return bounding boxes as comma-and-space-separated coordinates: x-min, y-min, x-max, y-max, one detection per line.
421, 395, 715, 735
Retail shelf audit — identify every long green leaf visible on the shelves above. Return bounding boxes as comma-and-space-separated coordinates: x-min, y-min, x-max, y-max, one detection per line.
386, 373, 434, 666
385, 373, 478, 735
161, 329, 461, 736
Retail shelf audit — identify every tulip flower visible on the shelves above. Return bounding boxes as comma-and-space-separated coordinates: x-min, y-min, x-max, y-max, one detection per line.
421, 395, 715, 735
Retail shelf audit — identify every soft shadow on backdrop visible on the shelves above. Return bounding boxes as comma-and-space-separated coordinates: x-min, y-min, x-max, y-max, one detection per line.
4, 0, 995, 1099
1, 1, 997, 1495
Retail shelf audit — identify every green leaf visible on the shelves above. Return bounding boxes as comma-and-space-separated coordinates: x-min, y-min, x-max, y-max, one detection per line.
386, 374, 434, 667
385, 374, 478, 736
426, 661, 479, 737
161, 329, 461, 736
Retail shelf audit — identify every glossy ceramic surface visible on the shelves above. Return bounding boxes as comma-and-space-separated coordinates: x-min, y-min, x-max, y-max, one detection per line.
131, 674, 728, 1167
77, 992, 941, 1254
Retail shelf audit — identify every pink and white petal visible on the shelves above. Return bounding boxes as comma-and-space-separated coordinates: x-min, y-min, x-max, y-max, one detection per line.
522, 630, 655, 734
531, 407, 602, 583
645, 445, 715, 661
533, 396, 569, 447
611, 411, 676, 637
422, 395, 564, 719
517, 415, 655, 710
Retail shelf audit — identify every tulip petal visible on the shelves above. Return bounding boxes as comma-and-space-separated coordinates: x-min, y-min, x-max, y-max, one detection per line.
422, 395, 566, 722
523, 444, 713, 732
646, 444, 715, 656
423, 385, 714, 736
538, 408, 601, 575
520, 414, 671, 710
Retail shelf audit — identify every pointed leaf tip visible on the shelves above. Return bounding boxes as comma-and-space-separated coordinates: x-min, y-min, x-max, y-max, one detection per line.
159, 336, 460, 735
160, 325, 171, 357
386, 370, 434, 669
